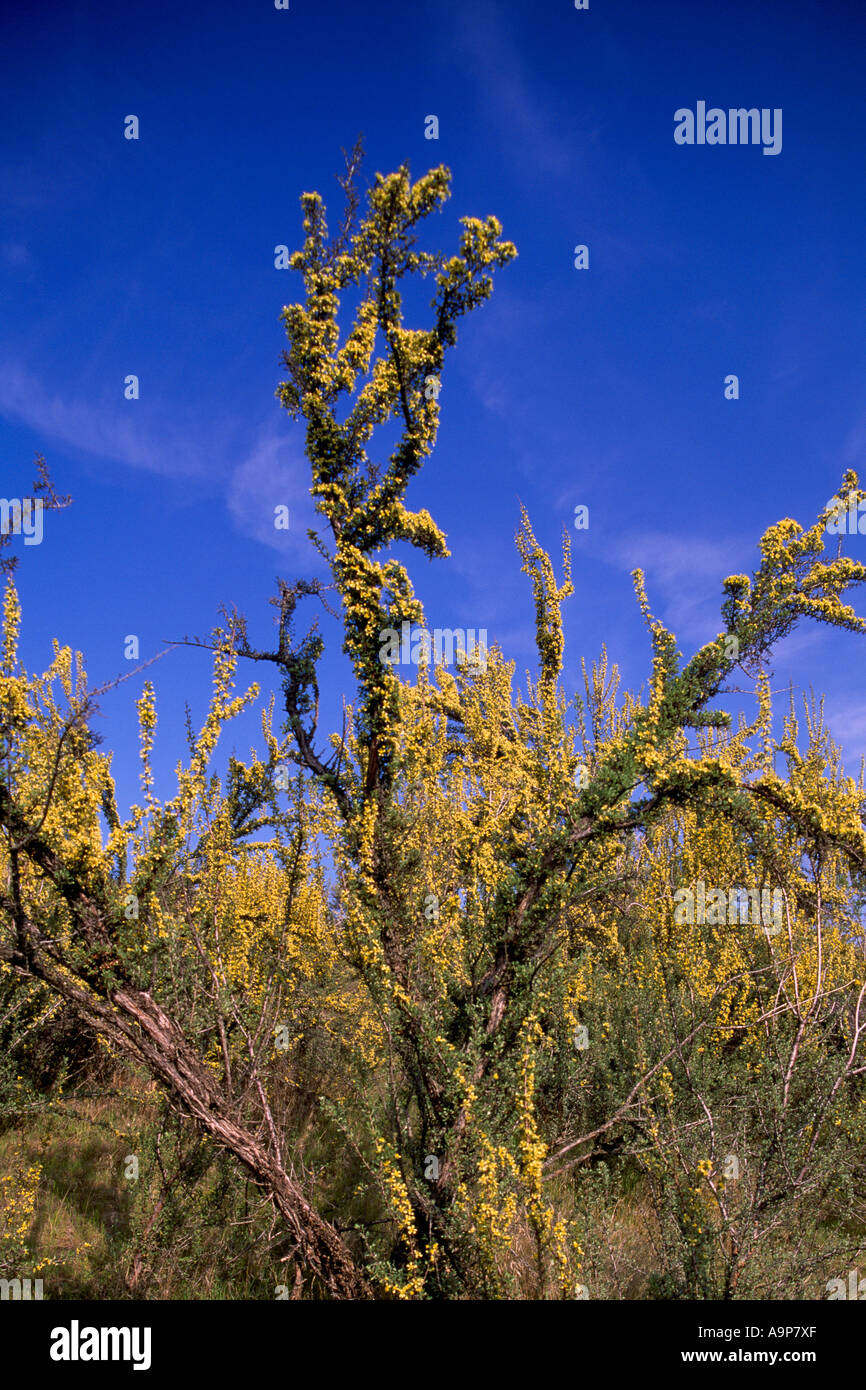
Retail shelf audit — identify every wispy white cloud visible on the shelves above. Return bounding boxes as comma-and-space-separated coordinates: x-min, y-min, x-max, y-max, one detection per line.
825, 698, 866, 773
611, 530, 736, 588
0, 359, 327, 563
226, 426, 321, 561
606, 529, 859, 666
0, 360, 216, 478
447, 2, 594, 182
0, 243, 32, 269
604, 528, 745, 644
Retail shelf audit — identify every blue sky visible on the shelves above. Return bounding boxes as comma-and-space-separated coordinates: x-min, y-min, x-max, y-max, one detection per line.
1, 0, 865, 814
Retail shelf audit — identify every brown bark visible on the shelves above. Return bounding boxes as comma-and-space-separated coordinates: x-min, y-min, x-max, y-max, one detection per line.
0, 777, 371, 1295
0, 914, 374, 1300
